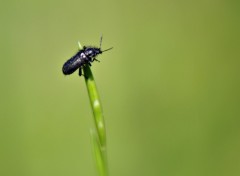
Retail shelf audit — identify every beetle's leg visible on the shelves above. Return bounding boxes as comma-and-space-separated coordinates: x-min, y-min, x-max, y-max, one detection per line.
79, 68, 82, 76
88, 62, 92, 66
86, 56, 93, 63
93, 58, 100, 62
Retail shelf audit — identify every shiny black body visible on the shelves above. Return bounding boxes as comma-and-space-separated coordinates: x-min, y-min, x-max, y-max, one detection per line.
62, 46, 102, 76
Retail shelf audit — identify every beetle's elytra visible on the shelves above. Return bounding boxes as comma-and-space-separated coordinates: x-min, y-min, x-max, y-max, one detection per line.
62, 36, 113, 76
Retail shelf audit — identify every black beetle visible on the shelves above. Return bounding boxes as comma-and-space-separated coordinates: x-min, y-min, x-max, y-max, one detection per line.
62, 36, 113, 76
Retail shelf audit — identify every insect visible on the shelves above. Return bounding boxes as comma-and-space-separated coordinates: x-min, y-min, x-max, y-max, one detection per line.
62, 36, 113, 76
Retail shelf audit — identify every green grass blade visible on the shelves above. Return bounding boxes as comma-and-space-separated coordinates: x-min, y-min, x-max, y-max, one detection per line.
78, 41, 108, 176
83, 66, 108, 176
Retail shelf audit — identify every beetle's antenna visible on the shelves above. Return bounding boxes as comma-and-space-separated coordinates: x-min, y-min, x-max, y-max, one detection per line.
99, 35, 103, 49
102, 47, 113, 52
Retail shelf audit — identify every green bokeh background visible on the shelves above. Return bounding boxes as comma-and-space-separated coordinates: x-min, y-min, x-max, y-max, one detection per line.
1, 0, 240, 176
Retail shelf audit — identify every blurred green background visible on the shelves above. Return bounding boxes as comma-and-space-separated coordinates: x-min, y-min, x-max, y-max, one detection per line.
1, 0, 240, 176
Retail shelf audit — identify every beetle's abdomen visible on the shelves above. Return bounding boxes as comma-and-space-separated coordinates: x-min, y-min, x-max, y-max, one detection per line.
62, 52, 83, 75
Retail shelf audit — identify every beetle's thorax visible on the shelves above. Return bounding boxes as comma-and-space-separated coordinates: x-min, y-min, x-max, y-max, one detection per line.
84, 47, 102, 58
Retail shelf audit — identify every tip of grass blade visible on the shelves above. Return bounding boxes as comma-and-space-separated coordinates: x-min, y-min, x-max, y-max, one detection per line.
78, 41, 83, 50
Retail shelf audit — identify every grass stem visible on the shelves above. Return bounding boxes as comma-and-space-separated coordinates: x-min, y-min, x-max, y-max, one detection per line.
78, 41, 108, 176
